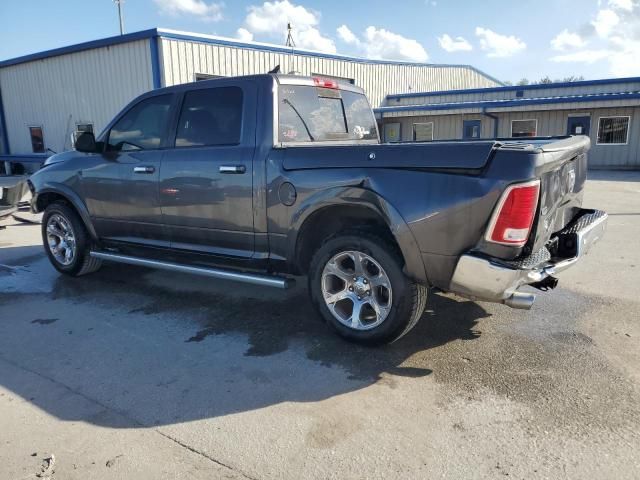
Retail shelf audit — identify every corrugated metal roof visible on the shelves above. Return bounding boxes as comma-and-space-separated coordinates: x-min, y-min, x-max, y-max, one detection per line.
386, 76, 640, 99
375, 90, 640, 114
0, 28, 503, 85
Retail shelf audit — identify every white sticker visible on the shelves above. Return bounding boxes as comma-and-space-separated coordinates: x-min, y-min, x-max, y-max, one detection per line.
575, 126, 583, 134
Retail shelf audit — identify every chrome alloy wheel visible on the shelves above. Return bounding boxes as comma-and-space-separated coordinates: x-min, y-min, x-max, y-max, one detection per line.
46, 214, 77, 266
321, 250, 393, 331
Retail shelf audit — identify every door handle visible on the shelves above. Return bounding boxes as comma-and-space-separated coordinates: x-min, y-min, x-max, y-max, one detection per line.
133, 166, 155, 174
219, 165, 246, 174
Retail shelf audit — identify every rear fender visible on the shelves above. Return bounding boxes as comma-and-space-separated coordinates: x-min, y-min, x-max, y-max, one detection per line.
288, 186, 428, 285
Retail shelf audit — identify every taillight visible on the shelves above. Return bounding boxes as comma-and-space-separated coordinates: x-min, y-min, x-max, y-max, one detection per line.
313, 77, 338, 89
486, 180, 540, 246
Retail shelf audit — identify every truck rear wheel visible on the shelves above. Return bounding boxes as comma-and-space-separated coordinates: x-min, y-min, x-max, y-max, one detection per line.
308, 233, 427, 345
42, 201, 102, 277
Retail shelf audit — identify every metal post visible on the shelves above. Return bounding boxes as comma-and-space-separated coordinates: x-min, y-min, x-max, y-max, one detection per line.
115, 0, 124, 35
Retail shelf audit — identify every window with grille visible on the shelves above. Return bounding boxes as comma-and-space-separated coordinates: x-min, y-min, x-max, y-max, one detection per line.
597, 116, 630, 145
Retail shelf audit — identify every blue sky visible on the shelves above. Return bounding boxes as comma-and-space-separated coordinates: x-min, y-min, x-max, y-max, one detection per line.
1, 0, 639, 83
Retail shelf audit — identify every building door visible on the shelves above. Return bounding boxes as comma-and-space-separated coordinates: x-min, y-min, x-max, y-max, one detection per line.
463, 120, 481, 139
567, 116, 591, 136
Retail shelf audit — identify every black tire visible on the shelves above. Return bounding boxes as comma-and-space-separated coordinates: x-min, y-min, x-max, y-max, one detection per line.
308, 232, 428, 345
42, 201, 102, 276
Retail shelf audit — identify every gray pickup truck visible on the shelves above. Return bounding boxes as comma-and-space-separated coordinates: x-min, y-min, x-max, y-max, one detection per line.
27, 74, 607, 344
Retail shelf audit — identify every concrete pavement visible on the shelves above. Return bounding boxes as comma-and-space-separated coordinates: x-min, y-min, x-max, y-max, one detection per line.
0, 171, 639, 479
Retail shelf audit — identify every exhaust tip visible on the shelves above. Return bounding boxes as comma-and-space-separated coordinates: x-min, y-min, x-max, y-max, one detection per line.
503, 291, 536, 310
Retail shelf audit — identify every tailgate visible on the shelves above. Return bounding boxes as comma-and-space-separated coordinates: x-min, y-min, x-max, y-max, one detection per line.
529, 136, 590, 252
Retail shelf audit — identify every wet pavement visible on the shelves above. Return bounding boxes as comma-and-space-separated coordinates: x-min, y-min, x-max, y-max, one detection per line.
0, 171, 639, 479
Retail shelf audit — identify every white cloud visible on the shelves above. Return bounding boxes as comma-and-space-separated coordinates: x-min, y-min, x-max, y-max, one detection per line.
236, 27, 254, 42
475, 27, 526, 57
334, 24, 429, 62
551, 29, 586, 51
437, 34, 473, 52
608, 38, 640, 75
337, 25, 359, 45
592, 9, 620, 38
551, 49, 610, 63
355, 26, 429, 62
240, 1, 335, 52
153, 0, 223, 21
297, 27, 337, 53
608, 0, 634, 12
554, 0, 640, 76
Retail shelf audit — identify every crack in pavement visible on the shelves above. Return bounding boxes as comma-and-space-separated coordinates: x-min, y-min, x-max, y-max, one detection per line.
0, 354, 260, 480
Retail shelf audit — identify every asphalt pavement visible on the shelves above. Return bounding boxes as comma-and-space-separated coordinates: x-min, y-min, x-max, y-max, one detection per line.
0, 171, 639, 479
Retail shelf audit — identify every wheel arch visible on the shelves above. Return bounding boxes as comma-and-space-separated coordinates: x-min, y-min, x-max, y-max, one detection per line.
289, 187, 428, 285
33, 183, 98, 242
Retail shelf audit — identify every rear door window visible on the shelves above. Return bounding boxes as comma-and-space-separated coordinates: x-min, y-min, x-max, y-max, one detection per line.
175, 87, 243, 147
278, 85, 378, 143
108, 94, 173, 151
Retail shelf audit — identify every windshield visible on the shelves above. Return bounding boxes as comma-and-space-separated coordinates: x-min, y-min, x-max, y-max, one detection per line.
278, 85, 379, 143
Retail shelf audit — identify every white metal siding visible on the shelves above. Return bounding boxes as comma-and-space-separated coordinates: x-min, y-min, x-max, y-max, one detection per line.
0, 40, 153, 154
495, 107, 640, 169
158, 38, 500, 108
383, 107, 640, 168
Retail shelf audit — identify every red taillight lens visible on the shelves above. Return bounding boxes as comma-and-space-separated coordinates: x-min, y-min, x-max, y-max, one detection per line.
486, 180, 540, 246
313, 77, 338, 89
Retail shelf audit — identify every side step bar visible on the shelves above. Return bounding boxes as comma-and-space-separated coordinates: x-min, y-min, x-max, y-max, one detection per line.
90, 251, 292, 289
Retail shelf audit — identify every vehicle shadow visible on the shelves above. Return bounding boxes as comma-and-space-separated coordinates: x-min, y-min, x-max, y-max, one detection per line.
0, 252, 490, 429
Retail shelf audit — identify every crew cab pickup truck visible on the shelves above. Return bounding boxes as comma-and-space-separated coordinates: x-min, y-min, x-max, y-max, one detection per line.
28, 74, 607, 344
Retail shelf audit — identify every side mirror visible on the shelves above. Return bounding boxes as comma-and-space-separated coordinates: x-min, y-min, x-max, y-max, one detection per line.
74, 131, 97, 153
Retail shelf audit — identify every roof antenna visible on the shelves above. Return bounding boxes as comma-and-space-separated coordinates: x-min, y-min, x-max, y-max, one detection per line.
268, 65, 281, 74
285, 22, 296, 50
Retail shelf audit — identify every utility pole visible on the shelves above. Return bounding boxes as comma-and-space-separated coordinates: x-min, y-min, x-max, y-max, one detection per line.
114, 0, 125, 35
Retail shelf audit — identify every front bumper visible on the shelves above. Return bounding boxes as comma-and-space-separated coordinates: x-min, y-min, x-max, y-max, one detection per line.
0, 176, 28, 219
449, 209, 608, 309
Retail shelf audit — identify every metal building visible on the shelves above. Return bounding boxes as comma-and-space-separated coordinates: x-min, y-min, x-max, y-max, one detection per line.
0, 28, 501, 155
376, 77, 640, 169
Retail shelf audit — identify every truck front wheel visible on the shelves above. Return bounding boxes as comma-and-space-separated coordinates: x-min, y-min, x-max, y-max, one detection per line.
308, 233, 427, 345
42, 201, 102, 277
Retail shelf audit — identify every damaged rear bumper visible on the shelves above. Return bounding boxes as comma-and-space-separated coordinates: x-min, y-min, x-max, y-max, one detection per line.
449, 209, 608, 309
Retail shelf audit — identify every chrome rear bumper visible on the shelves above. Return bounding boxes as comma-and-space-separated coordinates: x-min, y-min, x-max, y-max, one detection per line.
449, 209, 608, 309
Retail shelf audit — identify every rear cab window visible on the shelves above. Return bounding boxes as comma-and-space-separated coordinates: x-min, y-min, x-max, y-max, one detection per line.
278, 81, 378, 144
175, 86, 243, 147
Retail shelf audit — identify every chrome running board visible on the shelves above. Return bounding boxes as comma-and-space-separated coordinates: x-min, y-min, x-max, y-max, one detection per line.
90, 251, 292, 289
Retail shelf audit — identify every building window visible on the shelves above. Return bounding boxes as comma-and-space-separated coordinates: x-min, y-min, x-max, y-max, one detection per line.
29, 126, 45, 153
511, 119, 537, 138
413, 122, 434, 141
76, 123, 93, 134
597, 116, 630, 145
175, 87, 243, 147
71, 124, 94, 146
463, 120, 481, 139
384, 123, 401, 142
